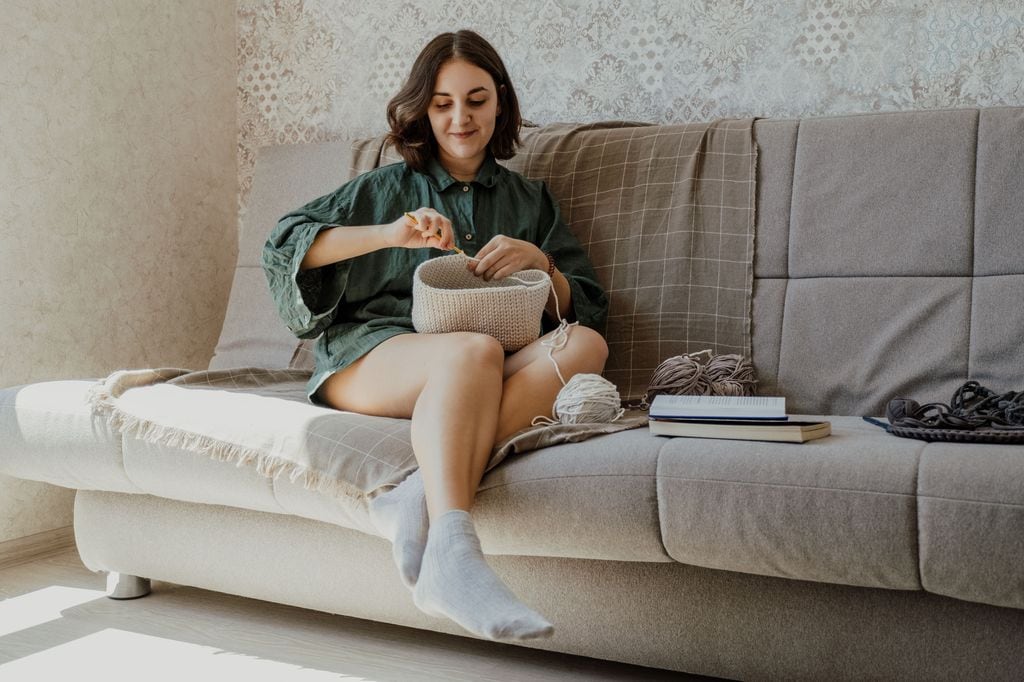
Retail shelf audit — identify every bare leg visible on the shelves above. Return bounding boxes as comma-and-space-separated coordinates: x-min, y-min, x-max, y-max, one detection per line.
319, 325, 610, 510
412, 326, 606, 639
494, 324, 610, 442
318, 331, 504, 517
317, 328, 608, 641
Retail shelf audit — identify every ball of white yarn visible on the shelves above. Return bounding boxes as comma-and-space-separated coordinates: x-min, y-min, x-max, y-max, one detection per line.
551, 373, 625, 424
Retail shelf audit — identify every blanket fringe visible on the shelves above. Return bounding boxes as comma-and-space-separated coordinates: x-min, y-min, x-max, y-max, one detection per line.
88, 383, 367, 502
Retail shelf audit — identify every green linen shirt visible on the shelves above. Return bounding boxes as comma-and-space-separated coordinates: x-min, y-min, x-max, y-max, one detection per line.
262, 152, 608, 405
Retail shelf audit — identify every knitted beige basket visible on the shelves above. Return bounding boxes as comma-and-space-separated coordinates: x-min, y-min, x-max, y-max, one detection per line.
412, 254, 550, 352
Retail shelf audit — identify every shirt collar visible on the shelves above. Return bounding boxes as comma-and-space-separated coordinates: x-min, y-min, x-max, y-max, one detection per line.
423, 153, 500, 191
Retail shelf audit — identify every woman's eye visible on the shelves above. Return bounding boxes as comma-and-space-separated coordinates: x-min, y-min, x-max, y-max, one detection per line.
434, 101, 486, 110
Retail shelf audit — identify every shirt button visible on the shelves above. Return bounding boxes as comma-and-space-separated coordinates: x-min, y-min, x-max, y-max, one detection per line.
464, 233, 474, 241
462, 185, 470, 192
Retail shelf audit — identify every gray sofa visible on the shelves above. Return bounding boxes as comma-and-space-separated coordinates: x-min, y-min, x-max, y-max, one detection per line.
2, 107, 1023, 680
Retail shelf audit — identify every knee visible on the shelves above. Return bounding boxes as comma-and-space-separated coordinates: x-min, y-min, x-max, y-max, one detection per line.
447, 332, 505, 370
570, 325, 609, 370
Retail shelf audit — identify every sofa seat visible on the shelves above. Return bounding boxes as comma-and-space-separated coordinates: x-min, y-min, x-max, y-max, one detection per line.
659, 416, 922, 591
120, 422, 673, 564
5, 376, 1023, 610
0, 379, 667, 563
0, 380, 141, 494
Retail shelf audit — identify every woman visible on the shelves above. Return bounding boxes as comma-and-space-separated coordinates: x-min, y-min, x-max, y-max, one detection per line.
262, 30, 609, 642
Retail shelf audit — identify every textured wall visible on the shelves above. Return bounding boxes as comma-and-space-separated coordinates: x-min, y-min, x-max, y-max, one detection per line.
237, 0, 1024, 207
0, 1, 236, 543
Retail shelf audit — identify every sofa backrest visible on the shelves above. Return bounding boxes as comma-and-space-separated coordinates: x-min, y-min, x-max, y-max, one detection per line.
210, 141, 356, 371
751, 107, 1024, 415
212, 107, 1023, 416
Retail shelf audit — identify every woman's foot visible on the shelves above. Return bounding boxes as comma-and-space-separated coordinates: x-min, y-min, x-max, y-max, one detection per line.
366, 469, 429, 589
412, 509, 554, 641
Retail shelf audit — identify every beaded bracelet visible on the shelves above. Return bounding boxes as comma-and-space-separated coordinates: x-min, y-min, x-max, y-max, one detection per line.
543, 250, 556, 276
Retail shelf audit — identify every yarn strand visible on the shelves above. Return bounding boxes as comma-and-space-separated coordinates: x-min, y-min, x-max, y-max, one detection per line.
501, 264, 624, 426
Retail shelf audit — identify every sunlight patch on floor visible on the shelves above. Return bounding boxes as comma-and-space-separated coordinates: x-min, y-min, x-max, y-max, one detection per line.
0, 628, 378, 681
0, 585, 105, 638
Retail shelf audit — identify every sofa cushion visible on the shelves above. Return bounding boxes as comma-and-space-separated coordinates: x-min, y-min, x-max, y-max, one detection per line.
106, 416, 671, 562
122, 437, 286, 516
918, 441, 1024, 610
974, 106, 1024, 278
0, 381, 141, 494
209, 141, 356, 370
778, 277, 972, 416
790, 109, 976, 279
473, 427, 671, 562
212, 266, 303, 370
969, 274, 1024, 391
656, 416, 923, 591
96, 368, 420, 500
270, 427, 672, 562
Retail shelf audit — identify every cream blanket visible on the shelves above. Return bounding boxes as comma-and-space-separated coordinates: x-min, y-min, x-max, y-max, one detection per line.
88, 367, 647, 500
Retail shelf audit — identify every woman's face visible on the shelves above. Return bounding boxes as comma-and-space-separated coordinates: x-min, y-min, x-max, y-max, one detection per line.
427, 59, 501, 177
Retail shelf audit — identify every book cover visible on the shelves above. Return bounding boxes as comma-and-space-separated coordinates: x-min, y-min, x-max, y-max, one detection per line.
649, 394, 787, 420
648, 418, 831, 443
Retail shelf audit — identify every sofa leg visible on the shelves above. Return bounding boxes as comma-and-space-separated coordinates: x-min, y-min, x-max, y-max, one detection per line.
105, 572, 151, 599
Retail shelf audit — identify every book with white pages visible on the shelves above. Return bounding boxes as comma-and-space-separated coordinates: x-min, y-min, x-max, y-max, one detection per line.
648, 418, 831, 443
648, 394, 787, 421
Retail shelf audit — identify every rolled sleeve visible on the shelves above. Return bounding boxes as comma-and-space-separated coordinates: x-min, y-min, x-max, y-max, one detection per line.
262, 192, 354, 340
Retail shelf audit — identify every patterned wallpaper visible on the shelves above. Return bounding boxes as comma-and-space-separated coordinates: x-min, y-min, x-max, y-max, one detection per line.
237, 0, 1024, 207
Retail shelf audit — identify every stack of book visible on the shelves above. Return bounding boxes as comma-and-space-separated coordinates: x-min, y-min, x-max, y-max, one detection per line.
648, 395, 831, 443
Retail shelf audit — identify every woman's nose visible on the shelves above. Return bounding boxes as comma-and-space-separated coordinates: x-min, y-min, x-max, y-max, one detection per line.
453, 104, 471, 123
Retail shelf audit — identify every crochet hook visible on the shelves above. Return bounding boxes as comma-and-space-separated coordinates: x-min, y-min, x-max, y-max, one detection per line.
404, 212, 466, 255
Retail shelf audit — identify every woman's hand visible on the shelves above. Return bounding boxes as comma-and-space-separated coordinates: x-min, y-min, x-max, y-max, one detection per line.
467, 235, 547, 281
384, 208, 455, 251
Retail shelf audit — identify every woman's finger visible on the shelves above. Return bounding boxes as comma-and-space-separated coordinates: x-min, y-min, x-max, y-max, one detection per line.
481, 253, 514, 281
414, 208, 453, 249
471, 248, 501, 277
473, 239, 496, 262
439, 215, 454, 250
422, 214, 444, 247
491, 263, 518, 281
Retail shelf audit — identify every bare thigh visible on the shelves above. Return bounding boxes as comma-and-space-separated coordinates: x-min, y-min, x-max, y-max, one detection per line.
316, 332, 492, 418
502, 324, 608, 379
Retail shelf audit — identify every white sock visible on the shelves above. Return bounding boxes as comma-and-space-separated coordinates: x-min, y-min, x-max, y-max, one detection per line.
366, 469, 428, 589
413, 509, 554, 642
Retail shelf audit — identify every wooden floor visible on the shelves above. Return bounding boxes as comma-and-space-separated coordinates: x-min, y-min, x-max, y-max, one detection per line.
0, 547, 711, 681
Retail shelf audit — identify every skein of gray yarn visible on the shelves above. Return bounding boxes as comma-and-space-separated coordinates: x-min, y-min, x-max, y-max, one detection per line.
645, 350, 758, 405
704, 354, 758, 396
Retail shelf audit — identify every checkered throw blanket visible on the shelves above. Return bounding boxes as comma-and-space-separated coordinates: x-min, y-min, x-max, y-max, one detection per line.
88, 367, 648, 499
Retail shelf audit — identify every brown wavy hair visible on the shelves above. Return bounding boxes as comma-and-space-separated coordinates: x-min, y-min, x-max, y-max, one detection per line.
386, 30, 522, 172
